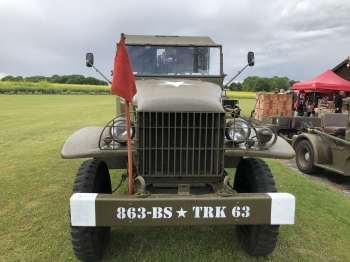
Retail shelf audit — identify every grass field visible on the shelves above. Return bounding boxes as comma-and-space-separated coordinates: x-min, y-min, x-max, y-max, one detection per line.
1, 95, 350, 262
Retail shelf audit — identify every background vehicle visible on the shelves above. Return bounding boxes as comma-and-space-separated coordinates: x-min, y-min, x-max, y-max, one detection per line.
222, 89, 240, 117
293, 112, 350, 176
257, 114, 321, 144
62, 34, 295, 261
252, 68, 350, 144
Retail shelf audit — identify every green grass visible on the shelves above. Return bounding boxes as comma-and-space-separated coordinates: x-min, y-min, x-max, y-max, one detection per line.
1, 96, 350, 262
234, 98, 256, 117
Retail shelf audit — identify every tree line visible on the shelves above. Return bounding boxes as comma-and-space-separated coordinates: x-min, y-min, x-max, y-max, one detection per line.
227, 76, 299, 92
1, 74, 108, 86
1, 74, 298, 91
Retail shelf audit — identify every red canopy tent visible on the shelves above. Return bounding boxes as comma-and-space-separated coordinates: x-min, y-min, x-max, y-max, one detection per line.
292, 69, 350, 92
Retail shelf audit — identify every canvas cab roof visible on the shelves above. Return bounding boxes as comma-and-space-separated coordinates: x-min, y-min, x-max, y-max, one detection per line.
124, 34, 221, 47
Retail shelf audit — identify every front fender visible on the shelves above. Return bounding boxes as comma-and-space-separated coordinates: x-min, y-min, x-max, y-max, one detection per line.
225, 136, 295, 159
292, 133, 334, 164
61, 126, 134, 159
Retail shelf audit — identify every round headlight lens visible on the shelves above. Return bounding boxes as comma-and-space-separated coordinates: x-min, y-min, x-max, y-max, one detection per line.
225, 119, 251, 143
110, 118, 134, 143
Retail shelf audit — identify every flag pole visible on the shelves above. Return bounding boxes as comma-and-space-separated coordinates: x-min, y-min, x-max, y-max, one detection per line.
120, 33, 134, 195
125, 100, 134, 195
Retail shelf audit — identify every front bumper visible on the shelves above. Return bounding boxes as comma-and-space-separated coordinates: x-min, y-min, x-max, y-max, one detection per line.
70, 192, 295, 227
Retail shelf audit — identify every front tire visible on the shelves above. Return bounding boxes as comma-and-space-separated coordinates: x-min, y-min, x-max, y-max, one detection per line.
70, 159, 112, 262
295, 140, 322, 174
233, 158, 279, 256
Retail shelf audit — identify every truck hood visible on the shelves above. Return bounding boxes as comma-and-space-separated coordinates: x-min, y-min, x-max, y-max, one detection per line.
133, 79, 224, 112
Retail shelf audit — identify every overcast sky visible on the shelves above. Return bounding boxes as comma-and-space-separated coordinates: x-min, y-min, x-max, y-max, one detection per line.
1, 0, 350, 84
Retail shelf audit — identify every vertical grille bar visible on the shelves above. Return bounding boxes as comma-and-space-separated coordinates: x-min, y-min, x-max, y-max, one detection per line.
186, 112, 189, 176
167, 112, 170, 176
197, 112, 202, 176
142, 112, 146, 176
191, 114, 196, 175
173, 112, 177, 176
210, 113, 214, 173
204, 113, 208, 174
148, 113, 152, 175
160, 112, 164, 175
179, 112, 183, 176
155, 112, 158, 175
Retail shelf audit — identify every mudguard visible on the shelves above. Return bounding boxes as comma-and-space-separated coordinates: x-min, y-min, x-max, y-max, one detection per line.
292, 133, 334, 164
61, 126, 136, 159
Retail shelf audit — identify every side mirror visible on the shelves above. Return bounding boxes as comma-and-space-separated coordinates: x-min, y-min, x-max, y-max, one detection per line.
248, 52, 255, 67
86, 53, 94, 67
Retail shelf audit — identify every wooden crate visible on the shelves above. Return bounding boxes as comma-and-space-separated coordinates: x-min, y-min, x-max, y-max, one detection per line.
254, 93, 293, 120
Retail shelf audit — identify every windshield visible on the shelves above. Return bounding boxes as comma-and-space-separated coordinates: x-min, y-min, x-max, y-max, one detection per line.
126, 45, 220, 76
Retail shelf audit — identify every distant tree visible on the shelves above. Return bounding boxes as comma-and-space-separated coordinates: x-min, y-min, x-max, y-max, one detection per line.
1, 75, 15, 81
1, 74, 108, 85
14, 76, 23, 82
86, 76, 105, 85
288, 80, 299, 87
228, 82, 242, 91
49, 74, 60, 83
269, 76, 290, 92
24, 76, 49, 83
242, 76, 260, 91
66, 74, 86, 84
57, 75, 69, 84
254, 78, 271, 92
98, 79, 109, 86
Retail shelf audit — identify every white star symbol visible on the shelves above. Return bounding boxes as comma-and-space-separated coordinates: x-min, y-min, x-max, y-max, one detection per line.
159, 81, 193, 87
176, 207, 187, 218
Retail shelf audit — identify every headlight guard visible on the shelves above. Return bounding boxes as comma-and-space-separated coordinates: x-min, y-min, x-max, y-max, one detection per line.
109, 117, 135, 144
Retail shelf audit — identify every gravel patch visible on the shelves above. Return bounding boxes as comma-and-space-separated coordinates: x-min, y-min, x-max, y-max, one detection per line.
278, 158, 350, 198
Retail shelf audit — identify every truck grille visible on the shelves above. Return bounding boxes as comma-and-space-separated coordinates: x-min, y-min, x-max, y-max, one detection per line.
137, 112, 225, 177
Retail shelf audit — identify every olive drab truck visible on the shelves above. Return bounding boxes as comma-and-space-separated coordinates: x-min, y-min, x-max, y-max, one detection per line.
62, 34, 296, 261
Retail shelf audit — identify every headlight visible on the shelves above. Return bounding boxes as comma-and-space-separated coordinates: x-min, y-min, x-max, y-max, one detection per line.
257, 128, 273, 144
225, 119, 251, 143
109, 117, 135, 143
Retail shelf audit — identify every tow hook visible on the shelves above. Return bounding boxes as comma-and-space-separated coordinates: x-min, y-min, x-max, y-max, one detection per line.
217, 176, 233, 197
134, 176, 150, 198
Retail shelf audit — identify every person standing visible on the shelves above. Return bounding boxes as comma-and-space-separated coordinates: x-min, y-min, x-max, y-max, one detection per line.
335, 90, 344, 113
287, 88, 298, 111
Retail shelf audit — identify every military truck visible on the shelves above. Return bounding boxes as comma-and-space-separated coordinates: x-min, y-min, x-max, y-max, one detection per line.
258, 114, 321, 144
62, 34, 296, 261
293, 112, 350, 175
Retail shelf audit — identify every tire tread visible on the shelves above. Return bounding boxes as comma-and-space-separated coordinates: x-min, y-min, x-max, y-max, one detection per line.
70, 159, 111, 262
234, 158, 279, 257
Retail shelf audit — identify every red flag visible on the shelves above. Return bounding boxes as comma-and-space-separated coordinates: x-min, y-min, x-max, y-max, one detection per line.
111, 39, 137, 102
